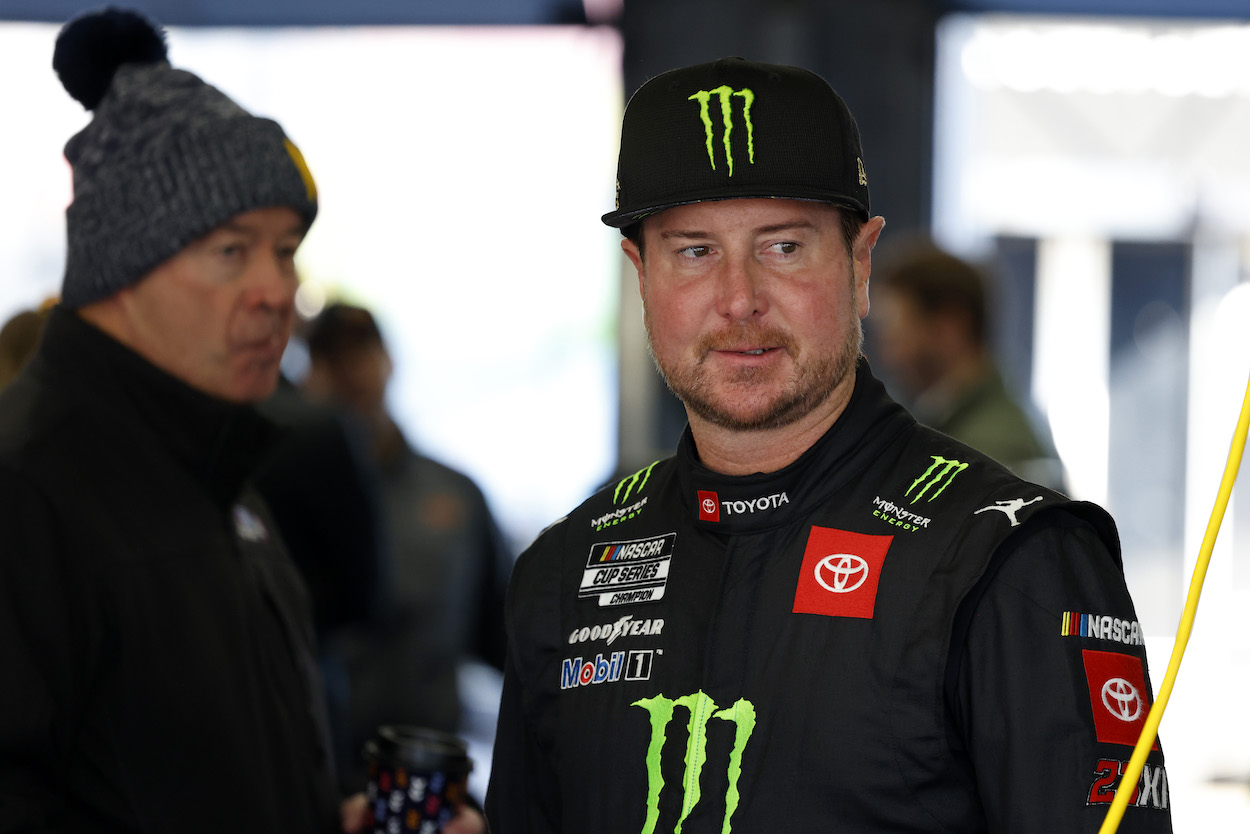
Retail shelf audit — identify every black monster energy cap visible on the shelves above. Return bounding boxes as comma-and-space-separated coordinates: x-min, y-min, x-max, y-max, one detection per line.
602, 57, 870, 228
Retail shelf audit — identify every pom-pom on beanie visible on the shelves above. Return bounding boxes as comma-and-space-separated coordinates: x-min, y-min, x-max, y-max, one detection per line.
53, 7, 318, 308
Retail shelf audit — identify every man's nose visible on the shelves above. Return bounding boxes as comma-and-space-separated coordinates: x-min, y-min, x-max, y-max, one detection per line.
717, 256, 768, 321
245, 252, 297, 309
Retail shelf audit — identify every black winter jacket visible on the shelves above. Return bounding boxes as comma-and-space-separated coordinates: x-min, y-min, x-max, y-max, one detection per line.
0, 308, 339, 833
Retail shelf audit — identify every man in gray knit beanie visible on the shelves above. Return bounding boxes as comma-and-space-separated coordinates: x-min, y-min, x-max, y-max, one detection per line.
39, 6, 318, 406
56, 8, 318, 310
0, 9, 491, 834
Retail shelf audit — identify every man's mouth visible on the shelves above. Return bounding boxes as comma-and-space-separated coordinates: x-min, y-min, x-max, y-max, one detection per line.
245, 334, 281, 351
722, 347, 775, 356
699, 326, 791, 361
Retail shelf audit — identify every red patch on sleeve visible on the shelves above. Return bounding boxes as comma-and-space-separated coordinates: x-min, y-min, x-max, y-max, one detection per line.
1082, 649, 1158, 749
792, 527, 892, 619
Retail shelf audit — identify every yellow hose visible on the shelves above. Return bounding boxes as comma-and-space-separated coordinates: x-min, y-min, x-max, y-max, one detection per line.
1099, 367, 1250, 834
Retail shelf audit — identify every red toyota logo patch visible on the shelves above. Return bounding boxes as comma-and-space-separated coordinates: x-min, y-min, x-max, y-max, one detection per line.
697, 490, 720, 522
1082, 649, 1158, 749
792, 527, 892, 619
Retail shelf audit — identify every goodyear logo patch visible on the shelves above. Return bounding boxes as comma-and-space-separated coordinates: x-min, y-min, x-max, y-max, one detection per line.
579, 533, 675, 607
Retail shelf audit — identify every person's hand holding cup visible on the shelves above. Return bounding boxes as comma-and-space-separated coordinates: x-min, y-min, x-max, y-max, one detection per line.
359, 725, 478, 834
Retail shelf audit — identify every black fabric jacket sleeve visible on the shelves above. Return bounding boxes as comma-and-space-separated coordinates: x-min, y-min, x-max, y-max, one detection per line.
952, 516, 1173, 833
485, 652, 560, 834
0, 472, 94, 832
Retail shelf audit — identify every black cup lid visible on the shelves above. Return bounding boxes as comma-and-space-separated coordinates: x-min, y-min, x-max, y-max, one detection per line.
364, 725, 473, 774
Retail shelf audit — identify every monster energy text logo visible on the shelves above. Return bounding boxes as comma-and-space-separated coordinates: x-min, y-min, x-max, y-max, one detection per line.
689, 86, 755, 176
905, 455, 968, 504
594, 462, 659, 531
633, 691, 756, 834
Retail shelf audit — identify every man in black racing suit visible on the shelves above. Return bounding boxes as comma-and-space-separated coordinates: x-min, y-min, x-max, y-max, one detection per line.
485, 57, 1172, 834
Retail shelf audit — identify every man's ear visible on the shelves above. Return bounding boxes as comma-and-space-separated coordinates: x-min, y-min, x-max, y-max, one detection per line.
856, 216, 887, 263
855, 216, 887, 319
622, 237, 645, 301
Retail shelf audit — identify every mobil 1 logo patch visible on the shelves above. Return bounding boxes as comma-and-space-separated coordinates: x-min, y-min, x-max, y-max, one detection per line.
579, 533, 675, 607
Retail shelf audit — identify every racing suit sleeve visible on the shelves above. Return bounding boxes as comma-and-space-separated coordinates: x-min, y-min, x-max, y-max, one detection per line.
484, 536, 564, 834
950, 511, 1174, 834
484, 651, 561, 834
0, 471, 84, 832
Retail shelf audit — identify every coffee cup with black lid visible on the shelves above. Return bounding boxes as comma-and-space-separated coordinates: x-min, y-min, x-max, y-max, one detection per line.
364, 725, 473, 833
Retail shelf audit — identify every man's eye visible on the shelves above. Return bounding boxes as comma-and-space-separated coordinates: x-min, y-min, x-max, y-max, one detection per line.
678, 245, 711, 258
771, 241, 799, 255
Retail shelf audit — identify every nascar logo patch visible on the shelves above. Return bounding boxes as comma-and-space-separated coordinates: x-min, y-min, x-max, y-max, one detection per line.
579, 533, 675, 607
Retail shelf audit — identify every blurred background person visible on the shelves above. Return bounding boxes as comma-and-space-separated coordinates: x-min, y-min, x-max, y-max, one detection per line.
302, 301, 512, 797
0, 303, 50, 390
254, 371, 391, 795
870, 238, 1067, 490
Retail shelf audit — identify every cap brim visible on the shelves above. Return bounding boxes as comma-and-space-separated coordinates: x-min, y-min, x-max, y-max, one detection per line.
602, 193, 870, 228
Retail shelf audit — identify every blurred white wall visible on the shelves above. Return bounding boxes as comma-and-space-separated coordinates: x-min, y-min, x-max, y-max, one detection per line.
935, 14, 1250, 830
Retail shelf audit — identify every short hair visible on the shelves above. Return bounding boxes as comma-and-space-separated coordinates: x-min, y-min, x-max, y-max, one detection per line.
305, 303, 385, 362
873, 242, 988, 346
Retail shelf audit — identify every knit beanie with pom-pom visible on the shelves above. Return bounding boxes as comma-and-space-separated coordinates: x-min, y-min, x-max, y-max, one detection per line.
53, 7, 318, 308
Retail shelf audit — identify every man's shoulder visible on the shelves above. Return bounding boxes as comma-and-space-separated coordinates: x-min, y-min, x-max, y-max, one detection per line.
891, 418, 1015, 480
883, 418, 1087, 530
933, 424, 1118, 550
522, 457, 675, 556
0, 365, 159, 490
0, 369, 76, 467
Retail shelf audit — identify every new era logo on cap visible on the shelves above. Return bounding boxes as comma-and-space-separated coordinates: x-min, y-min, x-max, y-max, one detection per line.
792, 527, 892, 619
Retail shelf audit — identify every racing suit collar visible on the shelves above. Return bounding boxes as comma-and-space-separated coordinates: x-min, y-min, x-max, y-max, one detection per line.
676, 357, 914, 534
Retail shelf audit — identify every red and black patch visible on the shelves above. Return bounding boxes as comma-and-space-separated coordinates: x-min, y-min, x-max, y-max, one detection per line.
792, 527, 892, 619
697, 490, 720, 522
1087, 758, 1169, 810
1081, 649, 1158, 749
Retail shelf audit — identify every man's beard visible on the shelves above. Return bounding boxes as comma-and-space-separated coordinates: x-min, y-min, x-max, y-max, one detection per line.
645, 305, 863, 433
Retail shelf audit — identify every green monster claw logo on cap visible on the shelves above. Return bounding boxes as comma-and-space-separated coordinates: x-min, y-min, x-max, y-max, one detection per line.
688, 86, 755, 176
